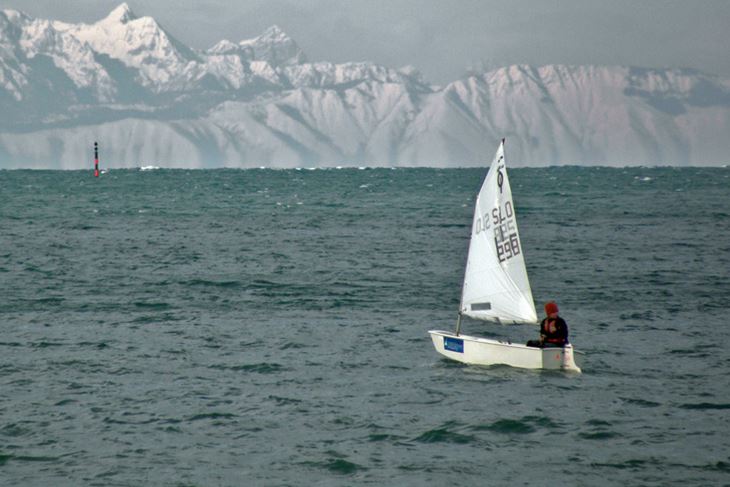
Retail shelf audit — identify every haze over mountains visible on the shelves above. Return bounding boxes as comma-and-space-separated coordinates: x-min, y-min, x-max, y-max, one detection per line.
1, 3, 729, 168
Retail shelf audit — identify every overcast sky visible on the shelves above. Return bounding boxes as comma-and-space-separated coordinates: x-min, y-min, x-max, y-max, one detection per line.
2, 0, 729, 84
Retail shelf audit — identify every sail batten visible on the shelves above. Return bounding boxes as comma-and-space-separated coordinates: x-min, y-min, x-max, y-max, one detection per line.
459, 140, 537, 325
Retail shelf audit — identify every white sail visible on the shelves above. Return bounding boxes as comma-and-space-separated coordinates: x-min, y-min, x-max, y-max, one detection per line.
460, 140, 537, 324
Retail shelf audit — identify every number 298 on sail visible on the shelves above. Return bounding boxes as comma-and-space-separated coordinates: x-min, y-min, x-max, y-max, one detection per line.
495, 233, 521, 262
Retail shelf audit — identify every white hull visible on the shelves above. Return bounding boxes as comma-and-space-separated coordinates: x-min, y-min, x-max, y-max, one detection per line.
428, 330, 582, 373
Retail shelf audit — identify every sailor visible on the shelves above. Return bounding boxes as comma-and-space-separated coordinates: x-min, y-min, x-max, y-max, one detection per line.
527, 301, 569, 348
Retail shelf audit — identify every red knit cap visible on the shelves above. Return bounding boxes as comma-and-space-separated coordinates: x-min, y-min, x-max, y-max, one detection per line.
544, 301, 559, 314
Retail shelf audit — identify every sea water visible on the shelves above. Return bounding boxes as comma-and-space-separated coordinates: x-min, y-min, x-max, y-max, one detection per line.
1, 167, 729, 486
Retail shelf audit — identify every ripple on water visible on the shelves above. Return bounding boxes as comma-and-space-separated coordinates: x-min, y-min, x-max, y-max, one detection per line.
209, 363, 287, 374
300, 454, 367, 475
475, 418, 535, 434
413, 422, 476, 444
578, 419, 621, 440
678, 402, 730, 410
620, 397, 661, 408
186, 412, 237, 422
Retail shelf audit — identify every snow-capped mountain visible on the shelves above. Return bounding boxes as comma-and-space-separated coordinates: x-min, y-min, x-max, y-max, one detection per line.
208, 25, 307, 66
1, 3, 729, 168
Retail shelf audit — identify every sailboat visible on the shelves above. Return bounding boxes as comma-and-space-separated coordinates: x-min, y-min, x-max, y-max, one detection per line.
429, 139, 582, 372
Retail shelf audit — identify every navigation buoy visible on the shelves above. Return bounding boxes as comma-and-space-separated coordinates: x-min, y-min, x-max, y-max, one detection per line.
94, 141, 99, 177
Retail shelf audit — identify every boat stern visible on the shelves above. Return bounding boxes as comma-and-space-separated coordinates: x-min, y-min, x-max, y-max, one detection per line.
539, 344, 581, 373
558, 344, 582, 373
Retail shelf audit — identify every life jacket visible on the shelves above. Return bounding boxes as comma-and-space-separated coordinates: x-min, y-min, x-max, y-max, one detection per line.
542, 317, 567, 345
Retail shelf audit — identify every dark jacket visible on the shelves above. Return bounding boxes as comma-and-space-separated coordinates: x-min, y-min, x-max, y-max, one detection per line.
540, 316, 569, 346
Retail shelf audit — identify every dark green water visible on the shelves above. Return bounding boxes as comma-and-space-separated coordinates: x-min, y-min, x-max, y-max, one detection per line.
1, 167, 729, 486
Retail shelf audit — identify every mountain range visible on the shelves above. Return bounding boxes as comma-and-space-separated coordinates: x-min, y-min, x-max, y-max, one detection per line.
1, 3, 729, 168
